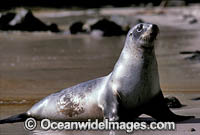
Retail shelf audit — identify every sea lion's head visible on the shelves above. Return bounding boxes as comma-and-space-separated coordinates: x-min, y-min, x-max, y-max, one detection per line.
126, 23, 159, 51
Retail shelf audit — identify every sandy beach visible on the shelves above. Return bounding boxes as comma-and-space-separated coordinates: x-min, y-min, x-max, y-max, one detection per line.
0, 5, 200, 135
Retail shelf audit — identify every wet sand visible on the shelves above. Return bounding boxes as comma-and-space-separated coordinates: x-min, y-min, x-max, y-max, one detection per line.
0, 6, 200, 135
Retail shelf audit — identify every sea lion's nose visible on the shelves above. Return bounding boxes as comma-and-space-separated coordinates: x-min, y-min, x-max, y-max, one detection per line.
151, 24, 159, 33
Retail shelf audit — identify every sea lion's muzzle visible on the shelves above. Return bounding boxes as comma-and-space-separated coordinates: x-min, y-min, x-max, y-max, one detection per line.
139, 24, 159, 49
150, 24, 159, 39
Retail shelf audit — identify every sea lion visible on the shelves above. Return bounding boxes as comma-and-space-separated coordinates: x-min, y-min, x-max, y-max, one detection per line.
0, 23, 194, 124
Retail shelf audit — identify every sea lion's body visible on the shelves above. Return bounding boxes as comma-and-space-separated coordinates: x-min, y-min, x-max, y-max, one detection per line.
0, 23, 194, 124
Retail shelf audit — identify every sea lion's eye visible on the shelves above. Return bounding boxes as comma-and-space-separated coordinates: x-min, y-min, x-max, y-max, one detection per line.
136, 24, 143, 33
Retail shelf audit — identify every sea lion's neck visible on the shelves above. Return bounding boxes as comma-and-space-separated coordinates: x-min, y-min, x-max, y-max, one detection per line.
109, 43, 159, 93
115, 43, 156, 69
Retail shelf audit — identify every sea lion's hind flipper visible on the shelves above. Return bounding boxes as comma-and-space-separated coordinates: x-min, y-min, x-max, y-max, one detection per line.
144, 91, 194, 122
0, 113, 28, 124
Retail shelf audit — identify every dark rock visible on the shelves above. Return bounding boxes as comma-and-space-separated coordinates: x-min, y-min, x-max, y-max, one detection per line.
189, 18, 198, 24
0, 12, 16, 30
187, 55, 200, 61
180, 51, 200, 54
90, 19, 125, 36
182, 14, 198, 24
191, 128, 196, 132
48, 23, 60, 32
191, 97, 200, 101
180, 50, 200, 61
164, 96, 183, 108
69, 21, 85, 34
0, 9, 60, 32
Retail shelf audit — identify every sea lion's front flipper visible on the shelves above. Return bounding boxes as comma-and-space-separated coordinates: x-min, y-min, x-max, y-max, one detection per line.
144, 91, 194, 122
99, 89, 119, 121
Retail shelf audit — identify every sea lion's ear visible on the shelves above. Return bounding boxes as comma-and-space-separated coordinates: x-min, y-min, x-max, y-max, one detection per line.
129, 32, 133, 37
